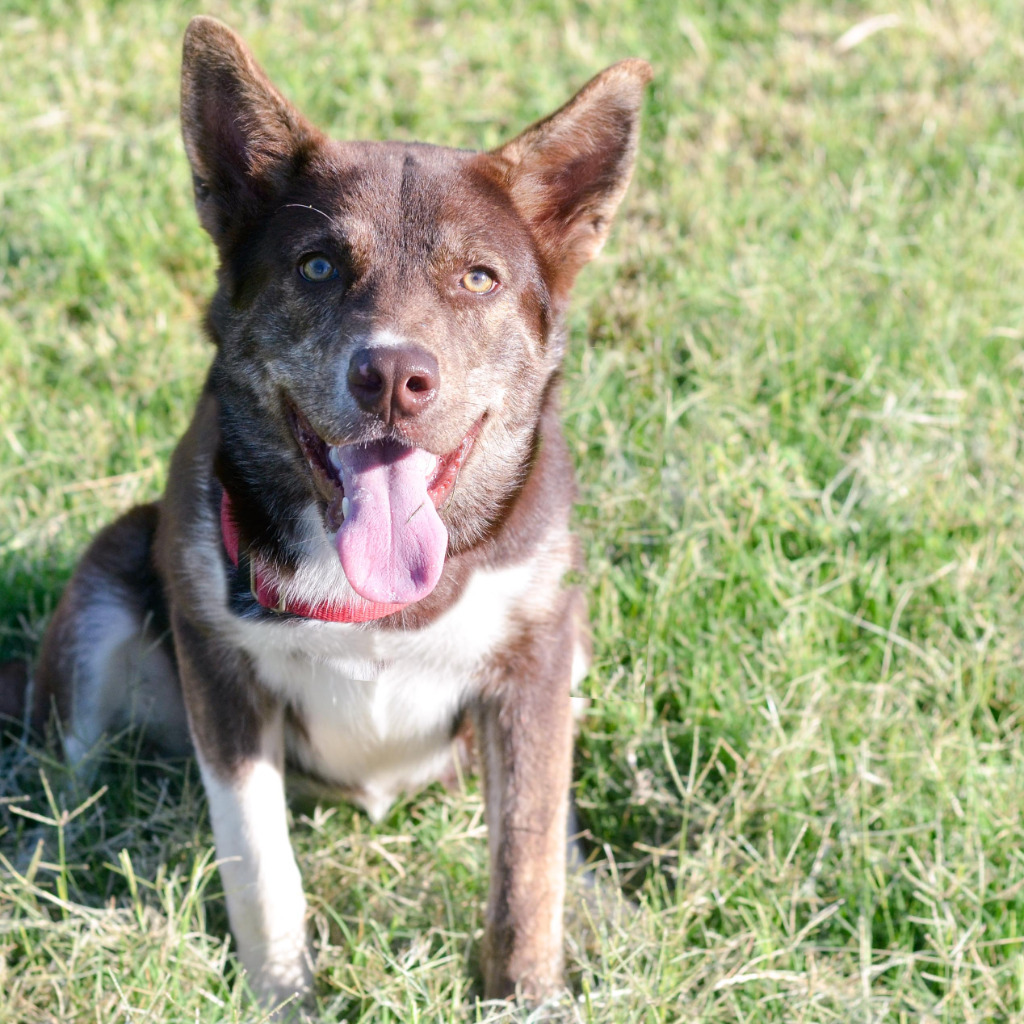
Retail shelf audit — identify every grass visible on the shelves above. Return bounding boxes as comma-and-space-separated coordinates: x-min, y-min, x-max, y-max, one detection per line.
3, 0, 1024, 1020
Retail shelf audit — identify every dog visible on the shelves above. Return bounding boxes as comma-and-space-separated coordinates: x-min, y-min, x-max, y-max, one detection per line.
19, 16, 650, 1008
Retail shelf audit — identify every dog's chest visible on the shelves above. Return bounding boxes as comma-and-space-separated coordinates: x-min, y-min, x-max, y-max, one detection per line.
229, 559, 538, 818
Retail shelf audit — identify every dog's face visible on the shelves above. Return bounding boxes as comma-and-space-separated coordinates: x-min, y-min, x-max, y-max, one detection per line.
181, 19, 650, 607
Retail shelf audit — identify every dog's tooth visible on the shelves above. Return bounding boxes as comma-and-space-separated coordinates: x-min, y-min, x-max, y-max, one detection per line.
328, 446, 344, 472
341, 496, 350, 519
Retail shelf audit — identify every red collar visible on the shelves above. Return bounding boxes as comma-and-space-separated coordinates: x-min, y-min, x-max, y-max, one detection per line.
219, 490, 408, 624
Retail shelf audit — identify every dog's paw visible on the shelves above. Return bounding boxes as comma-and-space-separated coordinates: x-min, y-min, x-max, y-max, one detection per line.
240, 940, 315, 1018
482, 954, 565, 1006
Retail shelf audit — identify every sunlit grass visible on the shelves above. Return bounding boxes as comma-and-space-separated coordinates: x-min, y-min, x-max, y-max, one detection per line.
3, 1, 1024, 1020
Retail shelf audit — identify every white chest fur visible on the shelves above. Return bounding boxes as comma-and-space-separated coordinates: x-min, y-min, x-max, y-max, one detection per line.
226, 558, 539, 819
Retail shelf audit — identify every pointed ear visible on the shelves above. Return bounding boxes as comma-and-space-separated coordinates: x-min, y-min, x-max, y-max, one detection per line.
485, 59, 652, 297
180, 16, 324, 244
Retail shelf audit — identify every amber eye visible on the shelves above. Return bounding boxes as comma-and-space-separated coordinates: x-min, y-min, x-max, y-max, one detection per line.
461, 268, 497, 294
298, 255, 338, 282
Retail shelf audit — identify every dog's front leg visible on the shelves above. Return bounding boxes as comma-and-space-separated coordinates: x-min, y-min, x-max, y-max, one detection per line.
476, 620, 576, 1003
199, 726, 313, 1007
173, 613, 312, 1009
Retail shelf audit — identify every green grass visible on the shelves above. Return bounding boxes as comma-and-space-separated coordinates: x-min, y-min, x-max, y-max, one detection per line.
3, 0, 1024, 1020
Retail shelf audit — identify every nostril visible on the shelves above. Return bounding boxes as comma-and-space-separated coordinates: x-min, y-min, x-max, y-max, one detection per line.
405, 375, 430, 394
356, 363, 382, 391
348, 352, 386, 406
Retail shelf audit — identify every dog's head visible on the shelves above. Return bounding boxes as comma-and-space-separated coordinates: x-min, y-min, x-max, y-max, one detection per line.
181, 17, 650, 608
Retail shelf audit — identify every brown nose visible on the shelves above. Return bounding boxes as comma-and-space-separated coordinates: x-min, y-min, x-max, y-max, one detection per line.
347, 346, 439, 421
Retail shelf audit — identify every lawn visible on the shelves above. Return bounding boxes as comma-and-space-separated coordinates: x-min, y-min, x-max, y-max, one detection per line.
2, 0, 1024, 1020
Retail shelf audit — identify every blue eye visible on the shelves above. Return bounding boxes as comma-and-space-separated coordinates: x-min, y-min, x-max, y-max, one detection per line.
299, 255, 338, 282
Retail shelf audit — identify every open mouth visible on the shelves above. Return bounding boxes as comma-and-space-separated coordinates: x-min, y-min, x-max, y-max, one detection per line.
289, 409, 482, 605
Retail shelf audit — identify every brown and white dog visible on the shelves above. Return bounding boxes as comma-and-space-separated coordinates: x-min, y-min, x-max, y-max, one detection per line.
22, 17, 650, 1009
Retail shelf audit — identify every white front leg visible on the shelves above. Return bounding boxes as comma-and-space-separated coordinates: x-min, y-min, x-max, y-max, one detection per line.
198, 724, 312, 1008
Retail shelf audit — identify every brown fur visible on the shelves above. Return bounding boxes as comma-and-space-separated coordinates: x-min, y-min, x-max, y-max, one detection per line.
23, 16, 650, 1008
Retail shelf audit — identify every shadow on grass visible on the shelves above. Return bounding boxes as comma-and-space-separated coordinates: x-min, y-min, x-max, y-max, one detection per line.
0, 723, 210, 900
573, 714, 751, 905
0, 546, 75, 665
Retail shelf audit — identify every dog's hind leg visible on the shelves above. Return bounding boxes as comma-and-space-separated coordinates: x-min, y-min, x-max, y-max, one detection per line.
35, 503, 188, 763
0, 659, 34, 732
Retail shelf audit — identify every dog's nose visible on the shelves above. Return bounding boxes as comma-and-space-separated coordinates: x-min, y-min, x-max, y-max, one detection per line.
347, 346, 439, 421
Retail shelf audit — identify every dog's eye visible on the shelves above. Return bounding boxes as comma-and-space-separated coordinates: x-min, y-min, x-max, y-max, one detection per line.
298, 255, 338, 282
461, 268, 497, 294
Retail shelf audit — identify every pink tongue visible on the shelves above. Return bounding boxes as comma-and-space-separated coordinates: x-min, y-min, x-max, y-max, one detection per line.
333, 441, 447, 604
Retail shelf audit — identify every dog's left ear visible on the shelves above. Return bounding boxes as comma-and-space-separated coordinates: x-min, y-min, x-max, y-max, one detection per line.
484, 59, 653, 298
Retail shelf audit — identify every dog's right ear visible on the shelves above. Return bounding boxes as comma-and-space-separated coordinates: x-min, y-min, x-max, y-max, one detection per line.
180, 17, 323, 245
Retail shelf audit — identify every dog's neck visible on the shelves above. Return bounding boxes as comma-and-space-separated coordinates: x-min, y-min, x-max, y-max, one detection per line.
219, 490, 408, 623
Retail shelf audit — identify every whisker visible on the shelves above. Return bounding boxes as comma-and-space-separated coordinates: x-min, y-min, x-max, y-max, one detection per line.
276, 202, 334, 222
